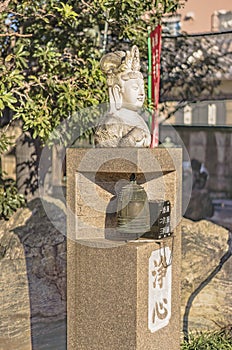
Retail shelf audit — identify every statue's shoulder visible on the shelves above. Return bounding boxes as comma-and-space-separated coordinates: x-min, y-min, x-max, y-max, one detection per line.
94, 113, 127, 147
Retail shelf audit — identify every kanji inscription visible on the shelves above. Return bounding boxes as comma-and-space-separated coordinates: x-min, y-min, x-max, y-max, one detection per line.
148, 248, 172, 333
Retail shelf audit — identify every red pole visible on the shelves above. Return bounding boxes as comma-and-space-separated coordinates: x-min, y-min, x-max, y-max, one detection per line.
150, 24, 162, 148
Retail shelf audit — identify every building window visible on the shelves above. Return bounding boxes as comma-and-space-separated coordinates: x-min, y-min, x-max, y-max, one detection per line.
218, 10, 232, 31
183, 105, 192, 125
212, 10, 232, 32
208, 104, 216, 125
162, 14, 181, 36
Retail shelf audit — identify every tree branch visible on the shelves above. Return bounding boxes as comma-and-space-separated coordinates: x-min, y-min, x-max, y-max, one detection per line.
0, 32, 33, 37
0, 0, 10, 13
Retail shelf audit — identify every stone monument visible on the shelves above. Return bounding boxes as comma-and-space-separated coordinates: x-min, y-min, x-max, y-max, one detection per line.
67, 46, 182, 350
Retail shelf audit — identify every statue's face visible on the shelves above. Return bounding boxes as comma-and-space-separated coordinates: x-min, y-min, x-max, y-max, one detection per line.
121, 78, 145, 111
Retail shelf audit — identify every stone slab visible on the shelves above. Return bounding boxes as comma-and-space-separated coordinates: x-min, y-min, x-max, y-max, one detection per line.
66, 148, 182, 242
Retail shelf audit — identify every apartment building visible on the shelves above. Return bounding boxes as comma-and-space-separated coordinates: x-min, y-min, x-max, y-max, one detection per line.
178, 0, 232, 34
160, 1, 232, 197
161, 0, 232, 127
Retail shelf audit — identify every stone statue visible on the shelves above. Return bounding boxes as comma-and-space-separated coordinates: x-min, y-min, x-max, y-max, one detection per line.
94, 45, 151, 147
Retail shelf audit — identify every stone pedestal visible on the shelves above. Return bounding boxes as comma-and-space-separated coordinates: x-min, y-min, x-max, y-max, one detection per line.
67, 148, 182, 350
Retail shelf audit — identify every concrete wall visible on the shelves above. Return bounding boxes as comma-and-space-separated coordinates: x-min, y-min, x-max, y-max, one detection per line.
160, 125, 232, 197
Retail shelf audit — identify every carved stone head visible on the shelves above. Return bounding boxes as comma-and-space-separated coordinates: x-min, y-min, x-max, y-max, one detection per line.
94, 46, 151, 148
100, 46, 145, 112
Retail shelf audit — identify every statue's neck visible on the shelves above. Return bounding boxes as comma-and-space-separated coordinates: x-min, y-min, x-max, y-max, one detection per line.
116, 108, 140, 119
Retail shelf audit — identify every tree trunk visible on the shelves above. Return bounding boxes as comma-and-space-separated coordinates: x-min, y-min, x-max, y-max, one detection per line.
15, 132, 42, 199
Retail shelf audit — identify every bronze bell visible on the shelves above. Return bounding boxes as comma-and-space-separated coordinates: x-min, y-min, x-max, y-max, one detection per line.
116, 174, 150, 236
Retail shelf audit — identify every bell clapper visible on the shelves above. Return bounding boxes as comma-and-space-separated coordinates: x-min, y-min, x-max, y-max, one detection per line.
130, 173, 136, 182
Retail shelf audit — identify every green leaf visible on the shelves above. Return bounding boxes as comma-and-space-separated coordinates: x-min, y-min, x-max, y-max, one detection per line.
5, 54, 14, 62
0, 100, 4, 110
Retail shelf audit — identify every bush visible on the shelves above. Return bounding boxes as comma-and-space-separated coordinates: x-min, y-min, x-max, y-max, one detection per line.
181, 327, 232, 350
0, 174, 25, 220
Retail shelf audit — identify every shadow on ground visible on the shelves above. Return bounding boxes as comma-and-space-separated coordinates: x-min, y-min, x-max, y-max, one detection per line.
13, 197, 67, 350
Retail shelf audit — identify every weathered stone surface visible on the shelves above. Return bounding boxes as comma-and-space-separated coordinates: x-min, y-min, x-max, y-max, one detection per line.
181, 218, 232, 332
0, 206, 32, 350
0, 198, 66, 350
